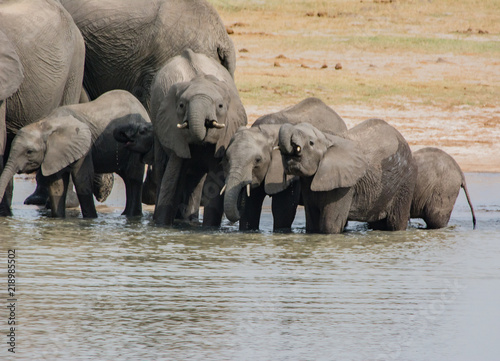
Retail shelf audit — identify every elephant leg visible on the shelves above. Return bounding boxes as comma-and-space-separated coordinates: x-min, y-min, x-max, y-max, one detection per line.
272, 181, 301, 232
65, 178, 80, 208
239, 184, 266, 231
422, 207, 453, 229
48, 172, 70, 218
0, 133, 13, 216
201, 165, 225, 227
386, 182, 415, 232
24, 170, 50, 205
154, 153, 184, 226
319, 188, 353, 234
71, 155, 97, 218
119, 168, 144, 217
179, 173, 206, 221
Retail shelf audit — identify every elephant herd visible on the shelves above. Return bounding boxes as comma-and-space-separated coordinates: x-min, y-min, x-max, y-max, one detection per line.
0, 0, 476, 233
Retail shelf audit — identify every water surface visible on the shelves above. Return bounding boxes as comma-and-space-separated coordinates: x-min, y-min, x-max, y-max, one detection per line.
1, 173, 499, 360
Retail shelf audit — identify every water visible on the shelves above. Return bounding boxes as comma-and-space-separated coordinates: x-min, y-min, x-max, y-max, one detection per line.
1, 173, 499, 360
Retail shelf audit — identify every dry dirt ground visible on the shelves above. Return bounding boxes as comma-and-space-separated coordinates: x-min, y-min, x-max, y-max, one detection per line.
219, 12, 500, 173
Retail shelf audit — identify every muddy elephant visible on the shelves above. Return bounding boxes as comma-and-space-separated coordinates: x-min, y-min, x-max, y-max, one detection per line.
0, 90, 151, 218
411, 147, 476, 229
59, 0, 235, 110
278, 119, 417, 234
0, 0, 85, 215
223, 97, 348, 231
151, 50, 247, 226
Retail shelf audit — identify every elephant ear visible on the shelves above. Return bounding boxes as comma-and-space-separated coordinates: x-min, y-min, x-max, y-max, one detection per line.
214, 82, 247, 158
155, 82, 191, 159
0, 30, 24, 100
311, 137, 367, 192
41, 116, 92, 176
264, 148, 297, 195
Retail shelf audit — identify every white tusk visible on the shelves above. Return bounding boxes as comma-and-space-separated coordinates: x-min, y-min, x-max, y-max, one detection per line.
212, 121, 226, 129
296, 145, 301, 153
246, 183, 251, 197
273, 146, 280, 151
219, 184, 226, 196
177, 122, 188, 129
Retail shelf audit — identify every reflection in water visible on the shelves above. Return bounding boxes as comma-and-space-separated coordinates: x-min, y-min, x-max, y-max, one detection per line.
0, 174, 499, 360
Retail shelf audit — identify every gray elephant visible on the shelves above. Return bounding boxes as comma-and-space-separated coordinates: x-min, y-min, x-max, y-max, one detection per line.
278, 119, 417, 234
411, 147, 476, 229
0, 90, 151, 218
151, 49, 247, 226
0, 0, 85, 215
223, 97, 348, 231
59, 0, 235, 110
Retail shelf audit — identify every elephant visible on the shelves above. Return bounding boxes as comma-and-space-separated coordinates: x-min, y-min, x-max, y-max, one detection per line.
0, 90, 151, 218
278, 119, 417, 234
59, 0, 236, 111
223, 97, 348, 231
151, 49, 247, 226
0, 0, 85, 215
411, 147, 476, 229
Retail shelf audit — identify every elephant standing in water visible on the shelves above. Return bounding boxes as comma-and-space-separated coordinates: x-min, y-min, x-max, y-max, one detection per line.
0, 91, 151, 218
0, 0, 85, 215
411, 147, 476, 229
151, 50, 247, 227
223, 97, 348, 231
59, 0, 236, 109
278, 119, 417, 234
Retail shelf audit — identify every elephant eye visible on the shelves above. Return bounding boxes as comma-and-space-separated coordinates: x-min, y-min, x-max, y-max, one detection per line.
309, 140, 314, 146
255, 156, 262, 164
218, 104, 224, 109
26, 149, 34, 155
178, 103, 184, 109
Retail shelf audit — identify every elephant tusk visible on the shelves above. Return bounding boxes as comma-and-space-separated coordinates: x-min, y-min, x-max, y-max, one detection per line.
212, 121, 226, 129
219, 184, 226, 196
177, 122, 188, 129
296, 145, 301, 153
246, 183, 251, 197
273, 146, 280, 151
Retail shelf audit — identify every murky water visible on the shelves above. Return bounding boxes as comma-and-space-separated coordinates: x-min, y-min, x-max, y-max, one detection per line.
1, 173, 499, 360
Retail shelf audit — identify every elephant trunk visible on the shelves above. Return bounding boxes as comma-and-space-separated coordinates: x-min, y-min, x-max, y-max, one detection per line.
0, 160, 21, 203
278, 123, 295, 155
188, 95, 213, 143
224, 167, 252, 223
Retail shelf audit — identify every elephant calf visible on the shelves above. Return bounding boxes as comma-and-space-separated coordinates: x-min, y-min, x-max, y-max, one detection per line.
0, 90, 151, 218
223, 97, 348, 231
411, 147, 476, 229
278, 119, 417, 234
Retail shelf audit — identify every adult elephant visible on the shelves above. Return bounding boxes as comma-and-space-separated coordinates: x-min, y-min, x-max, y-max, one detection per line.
278, 119, 417, 234
0, 0, 85, 216
223, 97, 348, 231
59, 0, 236, 110
151, 49, 247, 226
411, 147, 476, 229
0, 90, 151, 218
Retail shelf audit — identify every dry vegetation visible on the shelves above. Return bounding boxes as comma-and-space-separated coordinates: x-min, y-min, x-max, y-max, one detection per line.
209, 0, 500, 172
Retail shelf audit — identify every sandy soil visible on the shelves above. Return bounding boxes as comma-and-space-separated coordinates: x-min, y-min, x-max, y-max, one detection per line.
228, 29, 500, 172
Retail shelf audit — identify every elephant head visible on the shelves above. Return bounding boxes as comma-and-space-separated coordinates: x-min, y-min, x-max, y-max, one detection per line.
0, 115, 91, 201
155, 74, 247, 159
278, 123, 367, 191
223, 124, 295, 223
113, 115, 154, 163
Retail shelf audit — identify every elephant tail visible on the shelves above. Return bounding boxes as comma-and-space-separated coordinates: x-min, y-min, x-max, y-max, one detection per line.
461, 175, 476, 230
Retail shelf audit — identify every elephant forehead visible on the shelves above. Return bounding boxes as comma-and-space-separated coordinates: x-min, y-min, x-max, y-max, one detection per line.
180, 81, 225, 100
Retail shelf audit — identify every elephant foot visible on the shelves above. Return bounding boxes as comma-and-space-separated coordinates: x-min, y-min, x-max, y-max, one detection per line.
0, 203, 13, 217
24, 188, 49, 205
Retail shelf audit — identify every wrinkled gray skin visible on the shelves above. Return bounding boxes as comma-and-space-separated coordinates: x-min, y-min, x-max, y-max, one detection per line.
151, 50, 247, 226
279, 119, 417, 234
411, 147, 476, 229
113, 116, 156, 205
59, 0, 236, 110
0, 0, 85, 215
0, 90, 151, 218
223, 97, 348, 231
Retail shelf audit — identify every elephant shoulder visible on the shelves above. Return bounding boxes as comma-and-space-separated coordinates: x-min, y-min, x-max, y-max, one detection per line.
0, 30, 24, 100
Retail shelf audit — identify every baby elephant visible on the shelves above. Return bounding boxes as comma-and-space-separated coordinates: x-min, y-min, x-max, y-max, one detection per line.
411, 147, 476, 229
0, 90, 151, 218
